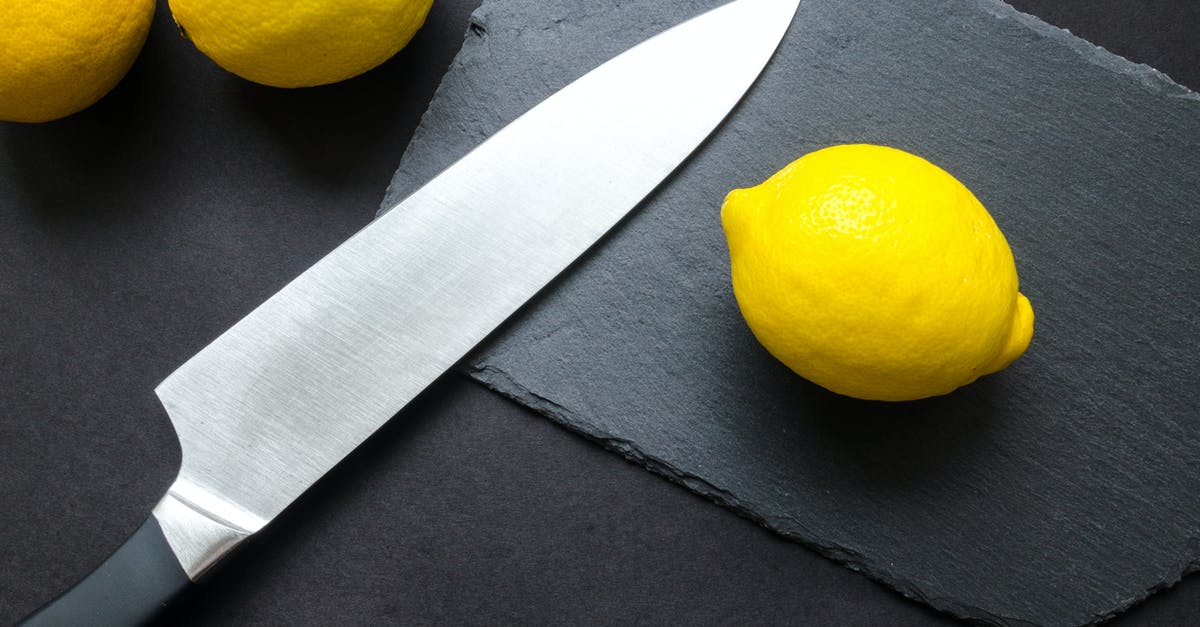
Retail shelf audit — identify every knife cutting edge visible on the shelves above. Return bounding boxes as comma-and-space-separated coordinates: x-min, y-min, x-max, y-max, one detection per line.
21, 0, 800, 623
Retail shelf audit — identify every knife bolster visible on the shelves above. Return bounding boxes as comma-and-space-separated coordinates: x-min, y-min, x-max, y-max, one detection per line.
152, 479, 258, 580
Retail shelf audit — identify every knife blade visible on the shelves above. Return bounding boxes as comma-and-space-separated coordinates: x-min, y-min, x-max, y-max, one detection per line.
21, 0, 800, 623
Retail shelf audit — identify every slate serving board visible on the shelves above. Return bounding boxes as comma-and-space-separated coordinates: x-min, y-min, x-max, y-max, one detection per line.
382, 0, 1200, 624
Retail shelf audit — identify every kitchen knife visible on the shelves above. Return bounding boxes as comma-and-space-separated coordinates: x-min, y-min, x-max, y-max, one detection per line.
20, 0, 800, 624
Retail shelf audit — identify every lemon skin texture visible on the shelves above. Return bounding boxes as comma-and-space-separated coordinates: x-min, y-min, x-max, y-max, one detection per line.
168, 0, 435, 88
0, 0, 156, 123
721, 144, 1034, 402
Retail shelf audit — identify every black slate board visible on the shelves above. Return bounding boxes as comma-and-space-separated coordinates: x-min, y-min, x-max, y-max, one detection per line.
382, 0, 1200, 624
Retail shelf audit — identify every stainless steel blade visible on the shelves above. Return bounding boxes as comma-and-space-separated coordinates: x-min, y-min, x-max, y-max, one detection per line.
152, 0, 801, 577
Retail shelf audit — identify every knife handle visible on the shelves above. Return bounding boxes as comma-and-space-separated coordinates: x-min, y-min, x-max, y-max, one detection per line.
20, 515, 190, 627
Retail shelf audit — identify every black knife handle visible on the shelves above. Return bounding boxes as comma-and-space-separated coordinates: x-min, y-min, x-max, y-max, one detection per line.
20, 515, 191, 627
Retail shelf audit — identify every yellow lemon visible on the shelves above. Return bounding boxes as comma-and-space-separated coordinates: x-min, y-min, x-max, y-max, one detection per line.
168, 0, 434, 88
0, 0, 156, 123
721, 144, 1034, 401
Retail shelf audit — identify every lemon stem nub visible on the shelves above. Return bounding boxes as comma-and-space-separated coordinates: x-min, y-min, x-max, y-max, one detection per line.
983, 293, 1035, 375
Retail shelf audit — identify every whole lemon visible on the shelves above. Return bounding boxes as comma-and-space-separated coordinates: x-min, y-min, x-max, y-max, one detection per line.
168, 0, 434, 88
0, 0, 156, 123
721, 144, 1034, 401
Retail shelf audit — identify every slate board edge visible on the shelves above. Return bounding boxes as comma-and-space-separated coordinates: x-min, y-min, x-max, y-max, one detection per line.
380, 11, 495, 211
976, 0, 1197, 100
384, 2, 1200, 624
462, 366, 989, 622
467, 366, 1200, 627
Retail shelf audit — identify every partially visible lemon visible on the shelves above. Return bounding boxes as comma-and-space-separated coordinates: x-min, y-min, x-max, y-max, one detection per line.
168, 0, 434, 88
0, 0, 156, 123
721, 144, 1034, 401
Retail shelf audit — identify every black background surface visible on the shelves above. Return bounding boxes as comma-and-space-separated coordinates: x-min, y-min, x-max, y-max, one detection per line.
1, 1, 1196, 624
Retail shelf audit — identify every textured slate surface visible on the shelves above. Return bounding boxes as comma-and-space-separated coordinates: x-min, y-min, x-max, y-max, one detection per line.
382, 0, 1200, 624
